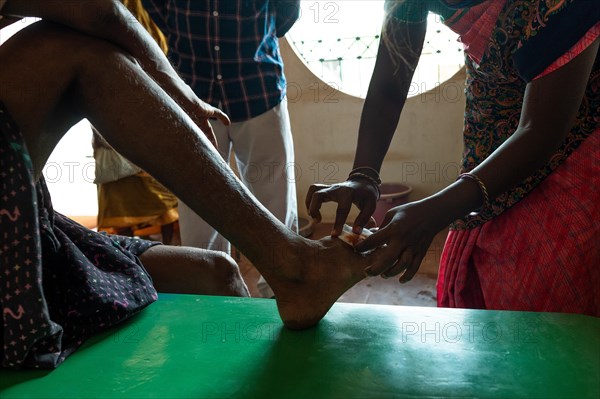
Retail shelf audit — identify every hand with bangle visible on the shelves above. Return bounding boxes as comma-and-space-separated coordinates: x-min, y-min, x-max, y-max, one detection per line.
305, 165, 382, 237
306, 161, 493, 283
347, 166, 382, 199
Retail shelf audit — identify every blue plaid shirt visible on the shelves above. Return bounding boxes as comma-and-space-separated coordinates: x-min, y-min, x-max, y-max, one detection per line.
142, 0, 300, 122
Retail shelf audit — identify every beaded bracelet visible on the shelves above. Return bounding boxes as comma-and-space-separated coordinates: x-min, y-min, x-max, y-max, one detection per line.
457, 173, 490, 214
349, 166, 382, 186
348, 172, 381, 199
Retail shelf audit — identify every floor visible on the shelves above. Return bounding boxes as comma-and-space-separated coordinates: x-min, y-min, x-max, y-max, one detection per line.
238, 222, 447, 308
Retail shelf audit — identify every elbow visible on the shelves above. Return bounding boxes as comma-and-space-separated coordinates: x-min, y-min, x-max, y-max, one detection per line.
275, 1, 300, 37
280, 1, 301, 21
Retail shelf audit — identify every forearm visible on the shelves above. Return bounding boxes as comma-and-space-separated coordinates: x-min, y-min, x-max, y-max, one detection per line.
424, 39, 599, 229
353, 78, 407, 171
352, 20, 425, 172
425, 125, 568, 231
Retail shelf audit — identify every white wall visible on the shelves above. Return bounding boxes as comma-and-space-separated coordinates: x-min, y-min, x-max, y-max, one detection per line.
280, 39, 466, 222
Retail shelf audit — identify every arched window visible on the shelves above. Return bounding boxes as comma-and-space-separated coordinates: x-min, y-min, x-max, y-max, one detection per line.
286, 1, 465, 98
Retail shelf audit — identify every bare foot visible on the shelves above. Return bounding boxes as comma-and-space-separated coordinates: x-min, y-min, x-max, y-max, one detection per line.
257, 236, 371, 330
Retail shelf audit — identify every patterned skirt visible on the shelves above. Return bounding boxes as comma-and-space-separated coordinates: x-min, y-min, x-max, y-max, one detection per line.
0, 102, 159, 369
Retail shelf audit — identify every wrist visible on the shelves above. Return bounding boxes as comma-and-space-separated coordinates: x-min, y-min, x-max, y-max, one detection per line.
426, 178, 485, 229
348, 167, 381, 199
349, 166, 381, 184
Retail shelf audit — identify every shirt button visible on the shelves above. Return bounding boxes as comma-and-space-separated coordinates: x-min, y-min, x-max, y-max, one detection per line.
213, 11, 219, 16
216, 74, 223, 80
214, 45, 220, 51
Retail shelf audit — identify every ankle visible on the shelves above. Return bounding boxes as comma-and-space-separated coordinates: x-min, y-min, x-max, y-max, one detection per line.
253, 235, 312, 282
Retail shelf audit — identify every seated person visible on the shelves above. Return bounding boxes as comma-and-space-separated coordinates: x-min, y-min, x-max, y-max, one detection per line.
0, 0, 371, 369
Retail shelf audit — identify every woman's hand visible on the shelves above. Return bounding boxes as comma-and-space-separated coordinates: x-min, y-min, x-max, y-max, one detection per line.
354, 199, 444, 283
306, 178, 379, 237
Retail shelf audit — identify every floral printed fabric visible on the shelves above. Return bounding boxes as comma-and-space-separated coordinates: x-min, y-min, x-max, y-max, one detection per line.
449, 0, 599, 229
0, 103, 159, 369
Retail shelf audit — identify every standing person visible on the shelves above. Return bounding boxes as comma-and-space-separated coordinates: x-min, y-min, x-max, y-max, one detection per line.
142, 0, 301, 296
307, 0, 599, 315
93, 129, 180, 244
0, 0, 370, 368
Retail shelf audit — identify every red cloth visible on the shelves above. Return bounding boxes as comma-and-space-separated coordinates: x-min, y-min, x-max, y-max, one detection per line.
437, 128, 600, 316
535, 21, 600, 80
445, 0, 507, 65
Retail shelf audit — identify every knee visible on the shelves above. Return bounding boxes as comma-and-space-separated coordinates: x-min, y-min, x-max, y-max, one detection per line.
206, 252, 249, 297
2, 21, 136, 78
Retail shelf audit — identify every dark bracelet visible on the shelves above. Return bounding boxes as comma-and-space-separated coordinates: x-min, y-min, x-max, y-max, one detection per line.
349, 166, 382, 186
348, 172, 381, 199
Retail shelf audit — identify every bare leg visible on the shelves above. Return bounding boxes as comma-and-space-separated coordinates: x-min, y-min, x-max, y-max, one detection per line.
0, 23, 369, 329
139, 246, 250, 297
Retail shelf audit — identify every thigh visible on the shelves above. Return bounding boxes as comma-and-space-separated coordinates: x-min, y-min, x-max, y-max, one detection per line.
0, 22, 99, 176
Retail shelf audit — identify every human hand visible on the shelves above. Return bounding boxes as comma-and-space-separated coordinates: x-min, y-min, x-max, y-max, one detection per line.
184, 93, 230, 148
354, 200, 442, 283
306, 178, 379, 237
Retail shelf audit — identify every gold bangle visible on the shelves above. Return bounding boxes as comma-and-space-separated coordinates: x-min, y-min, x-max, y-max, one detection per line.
457, 173, 490, 213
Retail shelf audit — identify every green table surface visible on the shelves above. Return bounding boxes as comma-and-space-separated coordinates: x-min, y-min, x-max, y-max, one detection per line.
1, 294, 599, 398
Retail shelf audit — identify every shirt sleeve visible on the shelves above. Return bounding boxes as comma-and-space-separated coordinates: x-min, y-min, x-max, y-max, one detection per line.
273, 0, 300, 38
534, 22, 600, 81
512, 0, 600, 82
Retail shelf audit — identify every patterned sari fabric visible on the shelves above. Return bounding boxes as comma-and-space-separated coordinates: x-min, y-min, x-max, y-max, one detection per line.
0, 103, 159, 369
432, 0, 600, 315
438, 127, 600, 315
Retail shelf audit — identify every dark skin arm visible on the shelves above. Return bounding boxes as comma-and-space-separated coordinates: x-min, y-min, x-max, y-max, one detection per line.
306, 10, 599, 282
306, 19, 427, 236
358, 38, 599, 282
